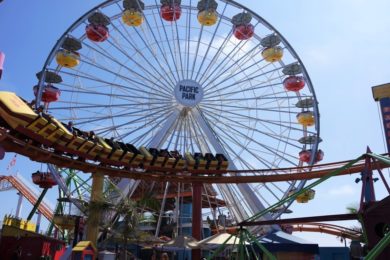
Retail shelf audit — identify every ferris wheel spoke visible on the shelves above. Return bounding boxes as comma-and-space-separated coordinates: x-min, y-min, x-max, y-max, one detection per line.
196, 30, 233, 84
172, 19, 185, 80
202, 29, 263, 88
213, 127, 274, 169
152, 0, 182, 81
250, 188, 272, 208
57, 69, 171, 102
193, 2, 228, 82
200, 37, 252, 88
194, 108, 274, 169
201, 108, 302, 152
186, 115, 196, 152
203, 110, 298, 168
109, 21, 176, 91
254, 181, 288, 203
200, 40, 250, 88
223, 184, 253, 216
185, 1, 192, 79
183, 115, 191, 151
130, 23, 178, 87
171, 116, 185, 151
199, 102, 296, 115
75, 103, 172, 127
165, 118, 181, 150
201, 104, 307, 136
201, 102, 295, 113
59, 87, 168, 104
115, 2, 178, 86
254, 180, 290, 197
188, 112, 213, 153
81, 41, 173, 96
203, 93, 302, 102
50, 100, 172, 110
148, 109, 181, 149
113, 20, 177, 89
143, 8, 180, 83
203, 79, 282, 100
190, 22, 205, 80
77, 54, 172, 99
117, 108, 176, 141
203, 62, 280, 96
86, 25, 173, 92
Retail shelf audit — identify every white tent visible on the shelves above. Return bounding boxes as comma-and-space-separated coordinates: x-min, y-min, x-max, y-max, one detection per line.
197, 232, 249, 249
159, 235, 199, 251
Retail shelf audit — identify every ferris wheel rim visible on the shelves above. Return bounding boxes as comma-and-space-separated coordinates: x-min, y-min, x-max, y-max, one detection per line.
36, 0, 321, 223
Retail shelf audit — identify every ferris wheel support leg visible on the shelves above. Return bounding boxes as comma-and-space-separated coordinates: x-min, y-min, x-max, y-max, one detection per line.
15, 192, 23, 218
27, 188, 48, 221
192, 182, 202, 260
86, 171, 104, 248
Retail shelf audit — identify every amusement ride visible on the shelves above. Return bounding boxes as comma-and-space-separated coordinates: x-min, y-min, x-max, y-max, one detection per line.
0, 0, 389, 259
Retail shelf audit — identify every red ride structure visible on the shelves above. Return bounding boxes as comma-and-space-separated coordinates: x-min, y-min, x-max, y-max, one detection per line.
85, 12, 110, 42
232, 12, 254, 40
299, 149, 324, 164
32, 171, 57, 189
160, 3, 182, 21
33, 85, 61, 104
283, 75, 306, 92
86, 24, 109, 42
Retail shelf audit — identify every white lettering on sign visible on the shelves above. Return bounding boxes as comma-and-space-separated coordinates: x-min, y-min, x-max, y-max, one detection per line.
174, 80, 203, 107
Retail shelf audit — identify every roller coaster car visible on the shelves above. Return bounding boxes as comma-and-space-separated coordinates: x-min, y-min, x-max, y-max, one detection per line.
36, 118, 64, 145
170, 150, 185, 169
83, 141, 104, 161
0, 92, 233, 173
100, 138, 124, 166
185, 152, 196, 170
194, 152, 207, 170
159, 149, 176, 168
205, 153, 218, 170
0, 92, 92, 158
139, 146, 153, 167
215, 153, 228, 170
93, 137, 112, 161
116, 142, 135, 166
126, 144, 144, 167
149, 147, 166, 167
0, 92, 61, 146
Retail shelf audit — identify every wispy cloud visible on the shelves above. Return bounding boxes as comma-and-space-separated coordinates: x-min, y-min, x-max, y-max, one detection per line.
328, 184, 357, 196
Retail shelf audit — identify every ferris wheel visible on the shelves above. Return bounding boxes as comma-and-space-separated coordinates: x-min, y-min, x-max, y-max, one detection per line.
35, 0, 321, 227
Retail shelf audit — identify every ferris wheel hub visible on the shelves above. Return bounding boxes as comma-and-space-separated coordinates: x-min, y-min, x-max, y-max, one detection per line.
174, 79, 203, 107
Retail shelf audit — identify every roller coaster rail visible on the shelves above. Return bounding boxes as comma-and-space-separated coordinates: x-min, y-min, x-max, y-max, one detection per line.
0, 127, 389, 184
0, 174, 53, 220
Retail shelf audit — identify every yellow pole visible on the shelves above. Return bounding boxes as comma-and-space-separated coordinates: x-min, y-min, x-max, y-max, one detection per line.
86, 171, 104, 247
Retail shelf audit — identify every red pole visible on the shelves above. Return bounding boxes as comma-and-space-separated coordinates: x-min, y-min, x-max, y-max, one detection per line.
192, 182, 202, 260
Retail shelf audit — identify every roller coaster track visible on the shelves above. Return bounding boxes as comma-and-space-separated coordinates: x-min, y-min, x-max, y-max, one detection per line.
0, 127, 389, 184
0, 175, 53, 220
290, 223, 362, 241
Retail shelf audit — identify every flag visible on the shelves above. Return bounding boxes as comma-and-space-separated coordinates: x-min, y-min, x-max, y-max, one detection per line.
6, 154, 17, 171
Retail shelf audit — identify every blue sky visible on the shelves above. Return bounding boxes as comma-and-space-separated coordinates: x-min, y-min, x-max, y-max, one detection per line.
1, 0, 390, 247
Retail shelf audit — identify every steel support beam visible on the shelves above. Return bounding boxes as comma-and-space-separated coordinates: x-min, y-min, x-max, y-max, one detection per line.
192, 182, 202, 260
241, 213, 358, 226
